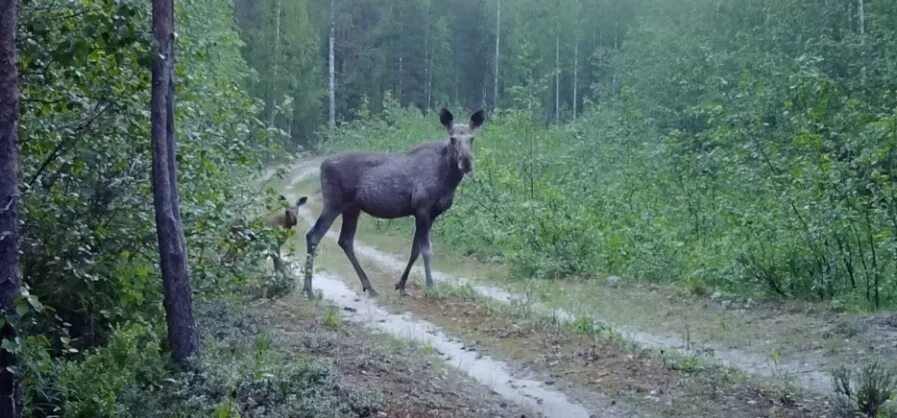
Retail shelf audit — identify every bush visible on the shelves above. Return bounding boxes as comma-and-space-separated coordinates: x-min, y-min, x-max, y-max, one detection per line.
833, 363, 897, 417
164, 304, 382, 418
23, 305, 382, 418
21, 322, 169, 417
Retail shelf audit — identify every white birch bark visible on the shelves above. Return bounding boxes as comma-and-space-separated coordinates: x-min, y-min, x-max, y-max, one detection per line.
328, 0, 336, 129
555, 20, 560, 124
493, 0, 501, 113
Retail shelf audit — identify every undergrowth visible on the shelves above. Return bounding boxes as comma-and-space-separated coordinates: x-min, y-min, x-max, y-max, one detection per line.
833, 363, 897, 418
322, 98, 897, 310
23, 302, 381, 417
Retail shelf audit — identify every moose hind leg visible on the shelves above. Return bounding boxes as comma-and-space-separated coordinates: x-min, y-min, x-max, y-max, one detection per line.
338, 210, 377, 296
304, 206, 339, 298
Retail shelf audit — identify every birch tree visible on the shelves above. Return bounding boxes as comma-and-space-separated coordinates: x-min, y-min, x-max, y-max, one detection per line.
572, 39, 578, 123
571, 0, 582, 123
858, 0, 866, 85
425, 0, 431, 109
151, 0, 200, 366
328, 0, 336, 129
494, 0, 501, 113
555, 19, 560, 124
269, 0, 282, 137
0, 0, 22, 414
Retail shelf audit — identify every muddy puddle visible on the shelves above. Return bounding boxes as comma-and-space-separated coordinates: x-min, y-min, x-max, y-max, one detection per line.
301, 268, 601, 418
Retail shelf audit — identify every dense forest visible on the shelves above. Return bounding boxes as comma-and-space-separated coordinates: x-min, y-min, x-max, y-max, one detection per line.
250, 0, 896, 309
2, 0, 897, 416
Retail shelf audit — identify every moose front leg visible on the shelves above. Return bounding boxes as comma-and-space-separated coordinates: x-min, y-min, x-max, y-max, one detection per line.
396, 215, 431, 295
304, 206, 339, 299
303, 252, 314, 297
420, 225, 434, 290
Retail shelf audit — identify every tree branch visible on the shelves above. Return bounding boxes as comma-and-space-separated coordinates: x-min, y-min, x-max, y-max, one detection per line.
27, 101, 115, 187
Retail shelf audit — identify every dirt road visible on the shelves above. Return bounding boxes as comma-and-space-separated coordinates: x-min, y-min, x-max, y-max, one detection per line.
260, 157, 897, 416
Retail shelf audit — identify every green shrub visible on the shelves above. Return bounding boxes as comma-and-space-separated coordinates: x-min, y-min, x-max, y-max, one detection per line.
20, 322, 170, 417
23, 305, 382, 418
833, 363, 897, 417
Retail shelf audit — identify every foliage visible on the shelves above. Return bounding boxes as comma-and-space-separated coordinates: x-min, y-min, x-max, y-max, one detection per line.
325, 36, 897, 309
21, 304, 381, 418
12, 0, 897, 415
833, 363, 897, 417
234, 0, 324, 147
15, 0, 288, 414
322, 305, 341, 330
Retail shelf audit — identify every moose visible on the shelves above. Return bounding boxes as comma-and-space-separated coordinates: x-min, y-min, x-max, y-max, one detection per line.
266, 195, 308, 272
303, 108, 486, 297
265, 195, 308, 231
221, 195, 307, 274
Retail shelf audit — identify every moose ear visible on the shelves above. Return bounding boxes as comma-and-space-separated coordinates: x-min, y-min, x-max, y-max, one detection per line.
439, 108, 454, 131
297, 196, 308, 206
469, 109, 486, 130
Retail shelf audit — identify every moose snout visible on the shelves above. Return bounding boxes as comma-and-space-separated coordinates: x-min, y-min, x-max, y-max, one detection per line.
459, 157, 473, 175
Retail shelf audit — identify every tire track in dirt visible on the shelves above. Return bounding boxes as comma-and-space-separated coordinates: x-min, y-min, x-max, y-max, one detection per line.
282, 159, 832, 394
295, 268, 608, 418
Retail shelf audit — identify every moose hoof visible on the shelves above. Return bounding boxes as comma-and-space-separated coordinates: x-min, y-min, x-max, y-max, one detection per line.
365, 287, 379, 297
394, 282, 408, 296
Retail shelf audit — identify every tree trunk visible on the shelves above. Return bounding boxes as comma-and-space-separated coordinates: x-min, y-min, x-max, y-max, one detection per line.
151, 0, 200, 366
427, 55, 433, 110
454, 72, 458, 107
269, 0, 282, 138
328, 0, 336, 129
424, 0, 431, 110
398, 55, 404, 103
0, 0, 22, 415
857, 0, 865, 36
493, 0, 500, 113
858, 0, 866, 84
572, 40, 578, 123
555, 20, 560, 124
612, 18, 618, 96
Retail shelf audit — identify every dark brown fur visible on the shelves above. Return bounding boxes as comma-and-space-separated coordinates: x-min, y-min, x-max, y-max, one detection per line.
304, 108, 486, 297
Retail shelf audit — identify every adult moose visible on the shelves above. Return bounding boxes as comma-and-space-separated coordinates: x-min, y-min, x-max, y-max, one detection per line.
303, 108, 486, 297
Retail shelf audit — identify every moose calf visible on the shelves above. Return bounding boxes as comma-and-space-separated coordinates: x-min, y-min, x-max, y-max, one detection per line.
266, 195, 308, 271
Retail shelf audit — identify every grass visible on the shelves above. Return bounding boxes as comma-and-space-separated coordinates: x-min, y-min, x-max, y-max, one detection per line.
323, 305, 342, 329
424, 282, 480, 301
